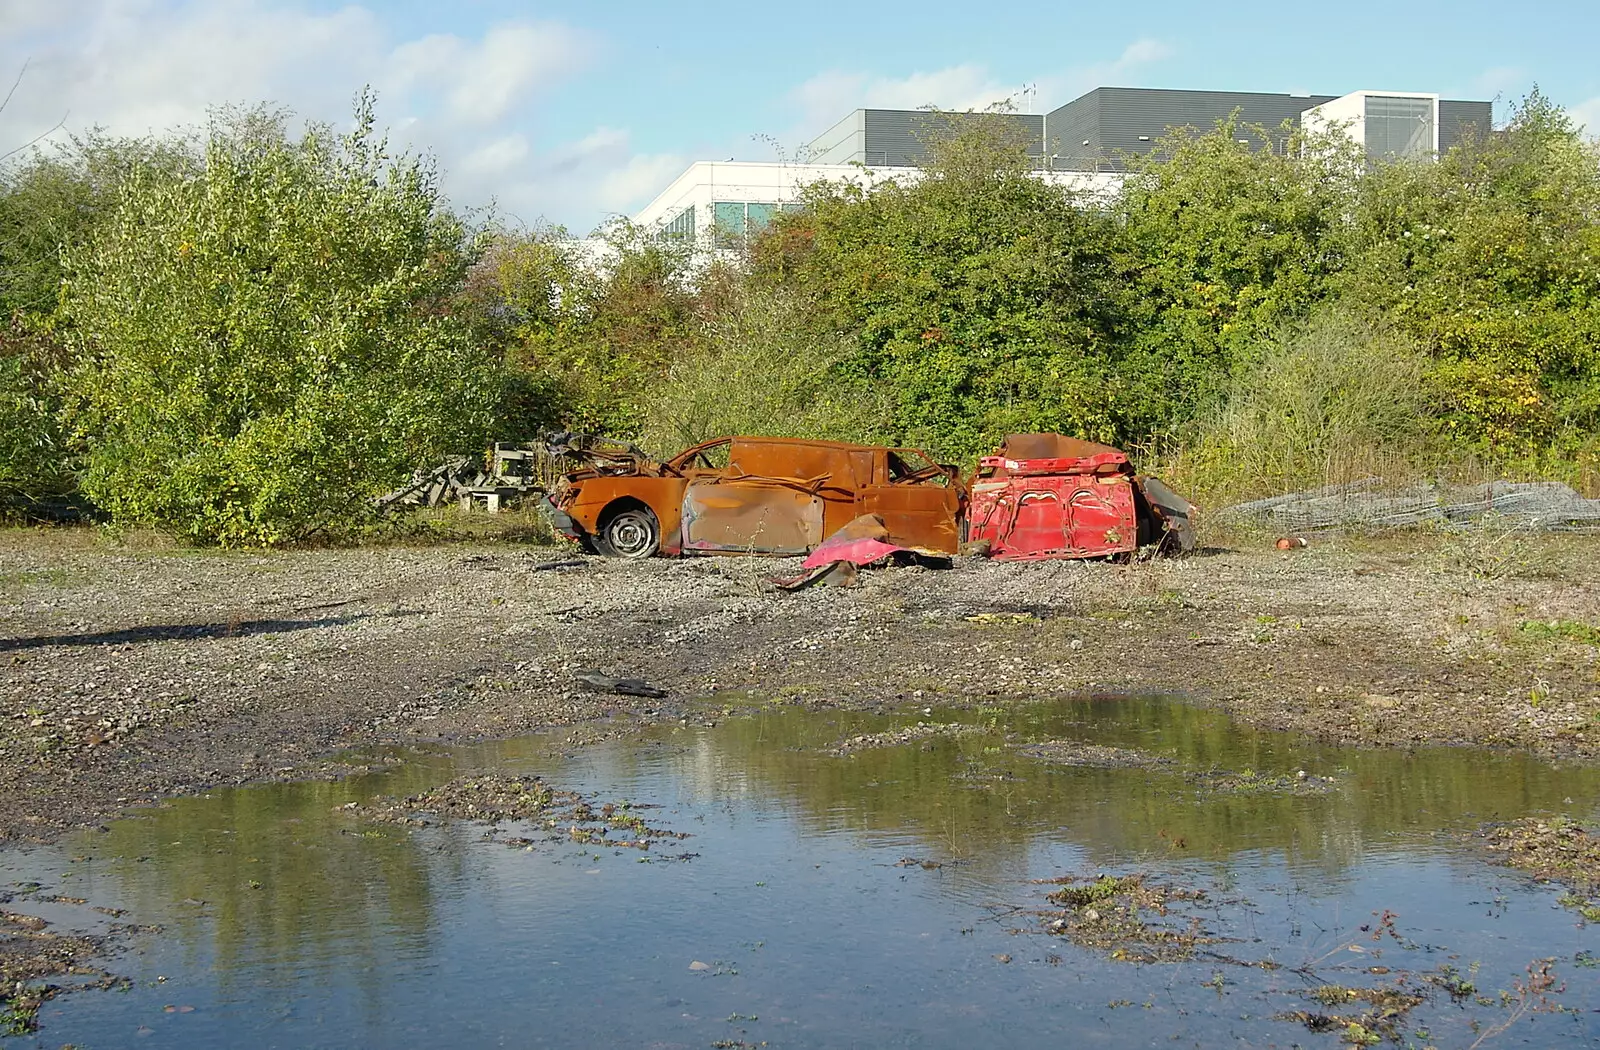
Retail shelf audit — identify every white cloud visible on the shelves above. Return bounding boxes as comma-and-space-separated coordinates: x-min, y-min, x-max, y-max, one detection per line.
597, 151, 689, 213
1033, 37, 1176, 103
790, 64, 1017, 131
1474, 65, 1525, 97
0, 1, 653, 230
1571, 96, 1600, 139
387, 21, 591, 125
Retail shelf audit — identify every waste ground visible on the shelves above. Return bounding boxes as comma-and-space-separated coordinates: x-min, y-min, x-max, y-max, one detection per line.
4, 529, 1599, 849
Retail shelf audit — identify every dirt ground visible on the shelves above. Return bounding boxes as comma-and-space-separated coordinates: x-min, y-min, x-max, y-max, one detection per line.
3, 525, 1599, 845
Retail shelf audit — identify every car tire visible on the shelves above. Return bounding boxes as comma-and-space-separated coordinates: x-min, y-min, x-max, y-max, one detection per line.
597, 506, 660, 559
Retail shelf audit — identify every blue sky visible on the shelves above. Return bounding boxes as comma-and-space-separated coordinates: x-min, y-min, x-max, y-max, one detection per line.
2, 0, 1596, 232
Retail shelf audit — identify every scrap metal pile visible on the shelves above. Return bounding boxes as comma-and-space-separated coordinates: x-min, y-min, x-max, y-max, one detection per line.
375, 434, 650, 514
1218, 478, 1600, 534
383, 431, 1197, 571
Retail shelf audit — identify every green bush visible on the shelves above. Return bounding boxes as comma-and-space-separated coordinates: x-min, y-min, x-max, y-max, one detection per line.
0, 318, 73, 513
636, 282, 891, 455
61, 98, 501, 545
751, 112, 1127, 462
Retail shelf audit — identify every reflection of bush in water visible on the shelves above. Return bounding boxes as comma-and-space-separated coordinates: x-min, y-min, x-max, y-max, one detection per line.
696, 699, 1600, 877
96, 776, 452, 992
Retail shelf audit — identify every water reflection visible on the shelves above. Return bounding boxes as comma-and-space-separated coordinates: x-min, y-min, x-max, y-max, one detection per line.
5, 695, 1599, 1049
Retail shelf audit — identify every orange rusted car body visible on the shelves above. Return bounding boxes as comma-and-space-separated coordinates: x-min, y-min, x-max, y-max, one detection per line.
542, 436, 963, 558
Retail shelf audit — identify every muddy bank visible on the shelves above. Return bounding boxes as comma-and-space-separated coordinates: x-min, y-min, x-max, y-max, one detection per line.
1481, 817, 1600, 921
3, 529, 1599, 844
1, 907, 120, 1035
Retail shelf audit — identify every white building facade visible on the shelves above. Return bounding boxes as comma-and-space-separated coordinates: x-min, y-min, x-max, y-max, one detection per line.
631, 159, 1122, 249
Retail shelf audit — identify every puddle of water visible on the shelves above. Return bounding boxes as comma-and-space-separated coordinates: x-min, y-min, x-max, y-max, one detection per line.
5, 696, 1600, 1048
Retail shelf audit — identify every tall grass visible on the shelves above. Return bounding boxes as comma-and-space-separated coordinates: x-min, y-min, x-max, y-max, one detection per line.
635, 284, 892, 455
1165, 311, 1430, 505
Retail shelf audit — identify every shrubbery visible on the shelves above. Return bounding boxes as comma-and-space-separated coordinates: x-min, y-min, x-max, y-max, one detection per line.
0, 89, 1596, 539
57, 100, 503, 544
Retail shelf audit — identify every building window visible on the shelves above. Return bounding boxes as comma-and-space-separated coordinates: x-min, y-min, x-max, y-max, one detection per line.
712, 201, 746, 246
660, 205, 695, 244
1365, 96, 1434, 159
746, 203, 775, 231
710, 201, 786, 247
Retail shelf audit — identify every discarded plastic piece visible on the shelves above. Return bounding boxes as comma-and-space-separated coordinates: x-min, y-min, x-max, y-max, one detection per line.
965, 434, 1195, 561
1275, 537, 1309, 550
574, 670, 667, 699
542, 437, 964, 560
774, 514, 949, 590
801, 514, 907, 570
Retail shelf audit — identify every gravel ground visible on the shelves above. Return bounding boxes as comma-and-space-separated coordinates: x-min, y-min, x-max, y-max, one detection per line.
3, 527, 1599, 844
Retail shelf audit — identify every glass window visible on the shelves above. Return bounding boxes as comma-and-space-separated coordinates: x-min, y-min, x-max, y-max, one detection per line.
1364, 96, 1434, 160
746, 203, 775, 232
713, 201, 746, 233
660, 205, 695, 244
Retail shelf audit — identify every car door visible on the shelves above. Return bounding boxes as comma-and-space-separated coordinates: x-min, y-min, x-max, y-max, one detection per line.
679, 440, 828, 554
857, 448, 961, 554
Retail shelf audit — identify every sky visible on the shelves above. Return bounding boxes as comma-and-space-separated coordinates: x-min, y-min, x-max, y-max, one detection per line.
2, 0, 1597, 233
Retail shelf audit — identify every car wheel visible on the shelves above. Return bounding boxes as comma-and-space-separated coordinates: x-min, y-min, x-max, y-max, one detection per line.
598, 507, 660, 558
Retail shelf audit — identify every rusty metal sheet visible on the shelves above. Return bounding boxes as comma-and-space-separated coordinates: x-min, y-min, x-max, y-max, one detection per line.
858, 485, 961, 554
968, 433, 1151, 560
681, 481, 824, 554
969, 475, 1137, 561
552, 434, 963, 559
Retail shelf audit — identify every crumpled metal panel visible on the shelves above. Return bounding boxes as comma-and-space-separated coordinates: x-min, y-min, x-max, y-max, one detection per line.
858, 484, 961, 554
681, 482, 824, 554
969, 474, 1137, 560
550, 434, 963, 559
966, 433, 1172, 561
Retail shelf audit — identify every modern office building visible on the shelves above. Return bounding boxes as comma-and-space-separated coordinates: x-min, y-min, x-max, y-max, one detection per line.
1302, 91, 1492, 160
631, 86, 1493, 246
1044, 87, 1336, 168
807, 108, 1045, 167
1046, 87, 1491, 169
631, 161, 1118, 248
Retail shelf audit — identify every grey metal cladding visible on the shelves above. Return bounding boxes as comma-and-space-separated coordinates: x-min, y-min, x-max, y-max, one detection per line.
1049, 87, 1337, 169
807, 110, 867, 164
1439, 100, 1493, 152
859, 109, 1044, 167
1045, 92, 1101, 169
1094, 88, 1338, 164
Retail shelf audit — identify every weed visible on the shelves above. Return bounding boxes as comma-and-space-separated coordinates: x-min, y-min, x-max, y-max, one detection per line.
1518, 619, 1600, 647
1467, 958, 1565, 1049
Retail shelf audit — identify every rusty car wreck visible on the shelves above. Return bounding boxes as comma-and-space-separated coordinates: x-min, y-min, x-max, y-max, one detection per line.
540, 435, 965, 559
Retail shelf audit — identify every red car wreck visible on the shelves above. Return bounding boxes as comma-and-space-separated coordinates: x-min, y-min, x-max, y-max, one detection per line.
964, 434, 1195, 561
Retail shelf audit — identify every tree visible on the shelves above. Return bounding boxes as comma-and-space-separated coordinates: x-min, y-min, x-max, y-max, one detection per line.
62, 96, 502, 545
1341, 88, 1600, 462
751, 109, 1126, 462
1109, 118, 1360, 438
474, 220, 705, 443
1, 130, 195, 320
